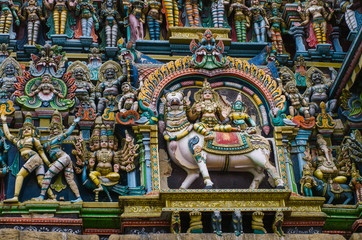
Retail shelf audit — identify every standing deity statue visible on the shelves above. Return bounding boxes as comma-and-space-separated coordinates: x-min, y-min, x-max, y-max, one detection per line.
284, 81, 310, 119
75, 0, 99, 37
146, 0, 163, 40
100, 0, 122, 48
228, 0, 250, 42
162, 0, 181, 29
32, 111, 82, 203
43, 0, 77, 36
0, 57, 22, 101
249, 0, 269, 42
68, 61, 96, 111
118, 82, 138, 113
298, 0, 334, 45
1, 113, 55, 203
126, 0, 146, 42
89, 124, 120, 192
268, 7, 286, 54
304, 68, 336, 116
185, 0, 202, 27
96, 61, 126, 115
18, 0, 45, 45
300, 163, 317, 196
211, 0, 229, 28
0, 0, 19, 34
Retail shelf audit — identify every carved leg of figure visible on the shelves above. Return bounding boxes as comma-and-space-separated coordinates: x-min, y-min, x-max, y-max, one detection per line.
147, 16, 154, 40
241, 21, 247, 42
54, 11, 60, 35
180, 169, 200, 189
321, 21, 327, 44
235, 21, 242, 42
248, 167, 265, 189
87, 18, 93, 37
33, 20, 40, 45
254, 22, 261, 42
193, 3, 200, 27
194, 150, 213, 188
185, 0, 194, 27
111, 25, 118, 47
289, 106, 295, 117
97, 97, 107, 115
313, 22, 322, 44
36, 175, 56, 200
260, 20, 266, 42
211, 1, 218, 28
264, 160, 284, 188
3, 168, 28, 203
0, 15, 6, 33
4, 14, 12, 34
89, 171, 103, 192
64, 160, 82, 202
28, 21, 34, 45
154, 19, 160, 40
164, 0, 175, 27
81, 18, 87, 36
60, 10, 67, 35
218, 2, 224, 28
37, 159, 66, 199
106, 25, 111, 47
173, 0, 179, 27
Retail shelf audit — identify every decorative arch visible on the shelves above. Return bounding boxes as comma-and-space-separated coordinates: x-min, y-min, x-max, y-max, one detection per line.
139, 56, 286, 115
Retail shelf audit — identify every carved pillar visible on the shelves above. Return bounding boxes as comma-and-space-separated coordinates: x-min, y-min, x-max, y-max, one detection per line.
132, 125, 159, 194
274, 126, 299, 191
331, 27, 344, 53
289, 26, 307, 52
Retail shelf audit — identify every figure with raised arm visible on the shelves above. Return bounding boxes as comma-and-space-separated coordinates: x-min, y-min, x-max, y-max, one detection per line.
1, 113, 55, 203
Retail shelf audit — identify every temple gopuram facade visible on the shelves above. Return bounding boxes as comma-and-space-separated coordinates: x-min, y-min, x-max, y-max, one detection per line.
0, 0, 361, 239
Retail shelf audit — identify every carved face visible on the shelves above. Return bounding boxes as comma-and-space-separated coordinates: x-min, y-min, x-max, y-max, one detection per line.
311, 71, 322, 85
287, 84, 298, 93
5, 63, 15, 76
233, 101, 244, 111
108, 139, 114, 149
121, 82, 131, 92
74, 68, 85, 80
28, 0, 37, 6
104, 68, 116, 80
51, 125, 62, 136
93, 139, 100, 150
42, 74, 52, 83
23, 126, 33, 137
253, 0, 259, 5
165, 91, 183, 111
202, 90, 213, 100
311, 0, 318, 5
101, 138, 108, 148
281, 73, 292, 82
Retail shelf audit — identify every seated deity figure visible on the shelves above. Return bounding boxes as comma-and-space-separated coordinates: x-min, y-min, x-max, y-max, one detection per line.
97, 61, 126, 115
224, 93, 256, 134
284, 81, 311, 119
1, 113, 55, 203
32, 110, 82, 203
304, 69, 336, 116
18, 0, 45, 45
0, 57, 22, 101
185, 80, 231, 138
313, 134, 347, 184
118, 82, 138, 113
89, 125, 120, 192
28, 74, 64, 99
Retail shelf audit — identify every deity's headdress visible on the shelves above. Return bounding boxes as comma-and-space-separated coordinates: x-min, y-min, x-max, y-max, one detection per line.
50, 110, 64, 131
90, 124, 101, 142
100, 125, 108, 141
194, 79, 219, 103
20, 112, 39, 138
106, 125, 114, 141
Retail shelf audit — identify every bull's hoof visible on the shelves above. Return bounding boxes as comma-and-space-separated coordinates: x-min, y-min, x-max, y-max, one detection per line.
204, 185, 213, 189
276, 185, 285, 189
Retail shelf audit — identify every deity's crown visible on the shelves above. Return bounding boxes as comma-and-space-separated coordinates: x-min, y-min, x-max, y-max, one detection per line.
106, 125, 114, 140
50, 110, 63, 130
23, 112, 35, 128
100, 124, 108, 140
316, 134, 327, 147
90, 124, 101, 141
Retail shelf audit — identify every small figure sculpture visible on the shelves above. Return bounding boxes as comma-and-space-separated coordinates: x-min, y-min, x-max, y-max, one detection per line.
1, 113, 55, 203
89, 125, 120, 192
32, 111, 82, 203
304, 68, 336, 116
211, 211, 222, 236
228, 0, 250, 42
118, 82, 138, 113
232, 211, 243, 236
300, 163, 317, 196
75, 0, 99, 37
126, 0, 146, 41
298, 0, 334, 45
268, 7, 286, 54
97, 61, 125, 115
0, 0, 19, 34
170, 211, 181, 234
87, 48, 102, 80
99, 0, 122, 47
68, 61, 96, 111
162, 0, 181, 29
0, 57, 22, 101
284, 81, 310, 119
185, 80, 231, 137
349, 163, 362, 202
252, 211, 266, 234
272, 211, 285, 237
211, 0, 229, 28
28, 74, 65, 99
225, 93, 256, 134
18, 0, 45, 45
249, 0, 269, 42
146, 0, 163, 40
43, 0, 76, 36
185, 0, 201, 27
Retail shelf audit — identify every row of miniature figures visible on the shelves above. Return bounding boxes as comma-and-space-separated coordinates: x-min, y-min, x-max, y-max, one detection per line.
0, 0, 359, 52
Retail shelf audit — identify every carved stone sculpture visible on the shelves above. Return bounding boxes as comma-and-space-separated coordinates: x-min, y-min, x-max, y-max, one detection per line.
228, 0, 250, 42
